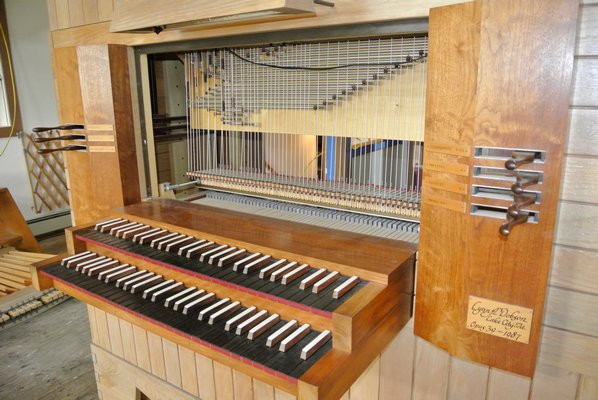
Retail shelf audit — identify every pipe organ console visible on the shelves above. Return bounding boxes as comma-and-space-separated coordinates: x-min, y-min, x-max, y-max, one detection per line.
35, 0, 580, 398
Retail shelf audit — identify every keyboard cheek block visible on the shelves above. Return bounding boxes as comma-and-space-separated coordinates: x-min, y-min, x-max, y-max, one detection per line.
31, 200, 416, 399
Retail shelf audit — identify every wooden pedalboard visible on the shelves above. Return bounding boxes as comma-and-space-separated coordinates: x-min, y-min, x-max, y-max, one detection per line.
33, 199, 416, 399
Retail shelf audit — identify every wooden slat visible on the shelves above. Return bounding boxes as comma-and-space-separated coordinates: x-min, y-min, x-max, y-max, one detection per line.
162, 338, 182, 388
178, 345, 199, 397
55, 0, 70, 29
47, 0, 59, 30
550, 246, 598, 295
0, 266, 31, 279
578, 375, 598, 400
577, 5, 598, 56
82, 0, 99, 24
411, 339, 450, 400
196, 353, 216, 400
147, 332, 166, 379
97, 0, 114, 22
68, 0, 85, 27
545, 286, 598, 337
0, 255, 35, 266
446, 357, 489, 400
566, 109, 598, 157
0, 188, 42, 253
0, 271, 30, 285
119, 319, 137, 364
106, 313, 124, 357
486, 369, 531, 400
349, 356, 380, 400
560, 155, 598, 203
94, 308, 111, 351
0, 261, 30, 272
274, 388, 296, 400
539, 327, 598, 378
0, 277, 25, 289
213, 361, 234, 400
253, 379, 274, 400
233, 370, 253, 400
571, 59, 598, 107
529, 363, 579, 400
132, 325, 151, 372
87, 305, 98, 344
555, 201, 598, 250
379, 320, 416, 400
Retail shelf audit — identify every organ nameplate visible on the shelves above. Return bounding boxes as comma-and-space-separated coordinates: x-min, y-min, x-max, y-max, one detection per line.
427, 143, 471, 157
426, 160, 469, 177
466, 296, 533, 344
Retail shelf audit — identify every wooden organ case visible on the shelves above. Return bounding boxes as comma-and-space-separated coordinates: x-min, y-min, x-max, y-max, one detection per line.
34, 0, 582, 399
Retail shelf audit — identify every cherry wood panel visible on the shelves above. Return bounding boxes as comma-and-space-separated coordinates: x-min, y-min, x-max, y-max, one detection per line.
0, 188, 41, 252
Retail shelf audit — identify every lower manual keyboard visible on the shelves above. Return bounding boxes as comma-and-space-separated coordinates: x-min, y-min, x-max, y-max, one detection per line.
41, 256, 332, 379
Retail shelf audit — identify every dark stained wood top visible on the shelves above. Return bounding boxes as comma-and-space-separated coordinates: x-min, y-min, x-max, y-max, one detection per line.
113, 199, 416, 285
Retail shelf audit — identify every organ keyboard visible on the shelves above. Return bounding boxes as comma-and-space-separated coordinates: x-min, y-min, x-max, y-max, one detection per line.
33, 199, 416, 399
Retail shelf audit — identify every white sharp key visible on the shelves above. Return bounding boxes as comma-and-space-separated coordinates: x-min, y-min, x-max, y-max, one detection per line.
157, 234, 186, 250
173, 289, 205, 311
95, 217, 123, 230
104, 265, 135, 283
133, 228, 160, 243
122, 225, 150, 239
87, 260, 119, 276
61, 251, 92, 266
110, 221, 137, 236
299, 268, 327, 290
116, 270, 146, 288
233, 253, 261, 272
143, 279, 174, 299
218, 248, 246, 267
124, 272, 155, 292
225, 306, 257, 332
151, 232, 177, 248
279, 324, 311, 352
165, 286, 197, 307
281, 264, 309, 285
65, 253, 97, 268
208, 246, 237, 264
98, 264, 129, 280
183, 292, 215, 315
152, 281, 183, 302
131, 275, 162, 294
208, 301, 241, 325
115, 223, 144, 238
258, 259, 287, 279
165, 236, 194, 252
178, 240, 205, 256
98, 219, 129, 233
266, 320, 298, 347
300, 330, 332, 360
198, 298, 230, 321
270, 262, 297, 282
332, 276, 360, 299
76, 256, 107, 272
79, 257, 112, 274
235, 310, 268, 335
243, 255, 272, 274
312, 271, 339, 294
186, 241, 214, 258
247, 314, 280, 340
199, 245, 228, 262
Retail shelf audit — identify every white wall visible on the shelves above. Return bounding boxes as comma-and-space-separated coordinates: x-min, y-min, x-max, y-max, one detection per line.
0, 0, 59, 221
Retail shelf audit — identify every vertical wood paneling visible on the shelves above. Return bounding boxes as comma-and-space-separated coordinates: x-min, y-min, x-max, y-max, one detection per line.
446, 357, 489, 400
178, 345, 199, 397
47, 0, 58, 30
340, 392, 350, 400
571, 59, 598, 107
146, 332, 166, 379
233, 370, 253, 400
555, 202, 598, 250
379, 319, 416, 400
97, 0, 114, 22
566, 109, 598, 156
55, 0, 70, 29
82, 0, 99, 24
68, 0, 85, 27
349, 356, 380, 400
132, 325, 151, 372
529, 364, 579, 400
162, 339, 182, 388
545, 287, 598, 337
196, 353, 216, 400
412, 339, 450, 400
94, 308, 111, 351
486, 369, 531, 400
560, 156, 598, 203
119, 319, 137, 365
577, 5, 598, 55
253, 379, 274, 400
87, 305, 98, 344
577, 375, 598, 400
213, 361, 234, 400
550, 246, 598, 295
539, 327, 598, 378
274, 388, 296, 400
105, 313, 124, 358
